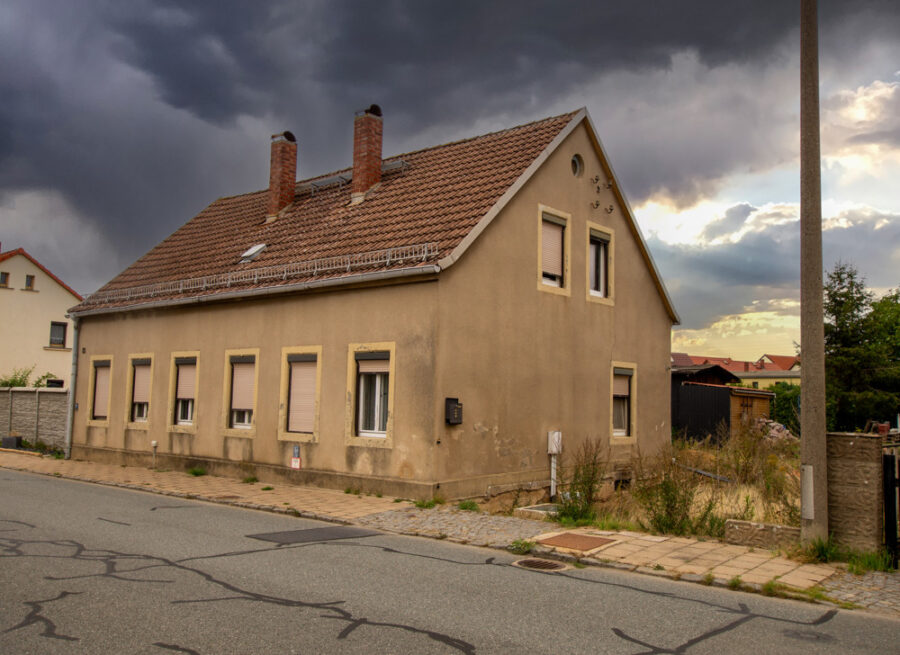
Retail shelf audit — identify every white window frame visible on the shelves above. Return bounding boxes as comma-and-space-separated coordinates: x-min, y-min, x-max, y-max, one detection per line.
176, 398, 194, 425
230, 408, 253, 428
357, 370, 389, 437
586, 222, 615, 305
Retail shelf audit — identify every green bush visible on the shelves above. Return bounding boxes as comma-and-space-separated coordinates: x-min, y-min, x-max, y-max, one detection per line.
187, 467, 207, 477
0, 366, 33, 387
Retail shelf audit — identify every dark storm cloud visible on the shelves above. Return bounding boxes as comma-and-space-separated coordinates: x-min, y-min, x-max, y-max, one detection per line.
701, 203, 755, 241
653, 206, 900, 330
2, 0, 899, 293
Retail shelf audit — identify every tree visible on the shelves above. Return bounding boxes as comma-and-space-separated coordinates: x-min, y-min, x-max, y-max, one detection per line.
823, 262, 900, 430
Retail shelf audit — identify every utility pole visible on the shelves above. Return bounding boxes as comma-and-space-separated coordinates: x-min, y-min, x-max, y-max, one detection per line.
800, 0, 828, 541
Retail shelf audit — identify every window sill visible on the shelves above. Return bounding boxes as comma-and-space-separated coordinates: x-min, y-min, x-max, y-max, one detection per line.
126, 421, 150, 431
44, 346, 72, 352
86, 419, 109, 428
538, 280, 571, 297
168, 424, 197, 435
223, 426, 256, 439
610, 435, 636, 446
347, 433, 392, 449
587, 292, 614, 306
19, 288, 38, 292
277, 429, 317, 443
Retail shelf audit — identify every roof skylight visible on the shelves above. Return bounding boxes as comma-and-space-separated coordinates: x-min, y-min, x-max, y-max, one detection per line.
240, 243, 266, 263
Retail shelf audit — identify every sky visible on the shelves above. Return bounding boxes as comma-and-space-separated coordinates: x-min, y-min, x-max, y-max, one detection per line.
2, 0, 899, 360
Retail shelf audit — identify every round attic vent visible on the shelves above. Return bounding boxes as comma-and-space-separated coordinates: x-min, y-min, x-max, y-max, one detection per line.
571, 154, 584, 177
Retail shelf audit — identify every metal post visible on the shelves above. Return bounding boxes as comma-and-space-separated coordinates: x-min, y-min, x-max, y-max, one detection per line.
800, 0, 828, 541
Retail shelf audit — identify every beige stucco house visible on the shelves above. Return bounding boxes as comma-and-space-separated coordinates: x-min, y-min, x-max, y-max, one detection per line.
0, 247, 82, 386
68, 107, 679, 499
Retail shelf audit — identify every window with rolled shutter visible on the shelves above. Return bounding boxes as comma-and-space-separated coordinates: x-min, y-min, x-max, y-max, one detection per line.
231, 362, 255, 411
612, 369, 632, 436
288, 359, 316, 433
176, 363, 196, 400
131, 360, 151, 421
541, 219, 564, 286
92, 362, 110, 419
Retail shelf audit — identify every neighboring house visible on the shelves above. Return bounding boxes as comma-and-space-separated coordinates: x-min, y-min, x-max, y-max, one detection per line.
676, 352, 801, 389
0, 246, 82, 386
672, 379, 774, 442
68, 106, 679, 499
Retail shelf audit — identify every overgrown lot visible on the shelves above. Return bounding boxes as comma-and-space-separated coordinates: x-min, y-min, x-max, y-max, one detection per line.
554, 422, 800, 539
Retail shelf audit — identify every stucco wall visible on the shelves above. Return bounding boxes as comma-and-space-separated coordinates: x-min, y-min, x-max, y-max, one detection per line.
73, 280, 439, 486
0, 253, 79, 385
433, 123, 673, 496
0, 388, 69, 449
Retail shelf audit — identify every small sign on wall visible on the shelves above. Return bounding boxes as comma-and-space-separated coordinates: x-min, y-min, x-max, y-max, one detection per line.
291, 444, 301, 470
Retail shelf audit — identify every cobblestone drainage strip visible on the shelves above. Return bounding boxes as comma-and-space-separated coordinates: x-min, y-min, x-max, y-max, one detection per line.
513, 558, 568, 572
247, 526, 380, 544
538, 533, 616, 552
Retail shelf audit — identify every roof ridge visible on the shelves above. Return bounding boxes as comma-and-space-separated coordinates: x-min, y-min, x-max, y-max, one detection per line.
223, 110, 581, 202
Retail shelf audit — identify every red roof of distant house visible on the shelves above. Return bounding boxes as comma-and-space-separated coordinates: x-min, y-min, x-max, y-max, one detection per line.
671, 352, 694, 367
760, 354, 800, 370
683, 354, 788, 373
0, 248, 82, 301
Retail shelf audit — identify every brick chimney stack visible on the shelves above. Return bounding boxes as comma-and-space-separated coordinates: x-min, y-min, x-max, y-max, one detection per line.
351, 104, 383, 201
267, 131, 297, 220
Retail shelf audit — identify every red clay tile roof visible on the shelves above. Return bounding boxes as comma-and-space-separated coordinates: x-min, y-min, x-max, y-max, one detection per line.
760, 354, 799, 370
685, 354, 790, 373
71, 111, 579, 314
670, 352, 694, 367
0, 248, 82, 300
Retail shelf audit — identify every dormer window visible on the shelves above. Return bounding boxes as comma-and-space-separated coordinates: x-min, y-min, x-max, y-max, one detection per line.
240, 244, 266, 263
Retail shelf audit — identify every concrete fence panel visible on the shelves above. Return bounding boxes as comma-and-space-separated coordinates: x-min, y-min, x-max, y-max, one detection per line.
827, 432, 884, 552
0, 388, 69, 451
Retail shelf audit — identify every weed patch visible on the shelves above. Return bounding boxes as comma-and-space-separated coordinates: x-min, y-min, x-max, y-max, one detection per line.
187, 467, 206, 477
457, 500, 479, 512
508, 539, 535, 555
242, 476, 258, 484
555, 439, 606, 522
261, 486, 274, 491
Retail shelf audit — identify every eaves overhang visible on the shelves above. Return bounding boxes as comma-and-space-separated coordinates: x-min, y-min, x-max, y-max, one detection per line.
69, 265, 441, 318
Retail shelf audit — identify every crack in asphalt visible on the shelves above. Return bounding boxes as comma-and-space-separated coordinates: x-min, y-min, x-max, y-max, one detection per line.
2, 590, 82, 642
0, 516, 841, 654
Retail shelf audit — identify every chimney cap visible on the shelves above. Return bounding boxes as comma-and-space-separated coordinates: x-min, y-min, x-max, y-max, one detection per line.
356, 104, 382, 118
271, 130, 296, 143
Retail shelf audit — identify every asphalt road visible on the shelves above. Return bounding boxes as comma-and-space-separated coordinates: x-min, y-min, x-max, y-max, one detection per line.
1, 470, 897, 654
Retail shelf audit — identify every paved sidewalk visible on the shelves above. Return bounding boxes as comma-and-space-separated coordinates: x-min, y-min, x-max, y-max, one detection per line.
3, 449, 897, 617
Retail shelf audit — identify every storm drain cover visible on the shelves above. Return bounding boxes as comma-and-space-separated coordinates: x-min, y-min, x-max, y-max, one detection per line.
538, 533, 615, 552
247, 526, 380, 544
513, 558, 567, 572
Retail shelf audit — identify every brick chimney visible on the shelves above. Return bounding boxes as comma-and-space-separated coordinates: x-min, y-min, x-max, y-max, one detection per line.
267, 131, 297, 220
351, 104, 383, 201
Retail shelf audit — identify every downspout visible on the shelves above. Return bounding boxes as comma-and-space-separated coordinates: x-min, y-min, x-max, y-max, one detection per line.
64, 316, 79, 459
